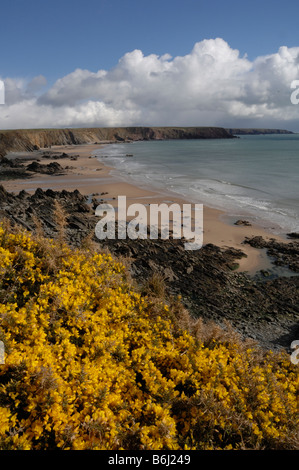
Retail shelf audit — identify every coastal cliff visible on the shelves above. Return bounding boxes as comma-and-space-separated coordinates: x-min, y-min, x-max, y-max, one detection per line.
1, 126, 294, 159
0, 126, 233, 159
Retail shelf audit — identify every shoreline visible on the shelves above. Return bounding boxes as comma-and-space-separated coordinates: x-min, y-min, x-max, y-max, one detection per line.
1, 142, 291, 274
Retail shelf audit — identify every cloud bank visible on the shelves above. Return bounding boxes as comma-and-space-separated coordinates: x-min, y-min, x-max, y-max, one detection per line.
1, 38, 299, 130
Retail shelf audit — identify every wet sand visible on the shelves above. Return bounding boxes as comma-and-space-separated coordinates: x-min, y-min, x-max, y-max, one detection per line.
2, 142, 288, 274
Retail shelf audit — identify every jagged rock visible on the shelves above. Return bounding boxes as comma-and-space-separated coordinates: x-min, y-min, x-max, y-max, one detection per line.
0, 157, 31, 180
26, 161, 65, 175
41, 152, 70, 160
0, 157, 24, 168
244, 236, 299, 272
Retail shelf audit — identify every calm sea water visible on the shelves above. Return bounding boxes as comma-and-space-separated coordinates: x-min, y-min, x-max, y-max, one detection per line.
94, 134, 299, 236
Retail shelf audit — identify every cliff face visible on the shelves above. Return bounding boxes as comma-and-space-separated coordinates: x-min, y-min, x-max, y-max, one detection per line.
0, 126, 234, 158
1, 126, 294, 159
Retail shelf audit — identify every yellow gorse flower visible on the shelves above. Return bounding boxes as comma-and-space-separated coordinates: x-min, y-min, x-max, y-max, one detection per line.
0, 223, 298, 450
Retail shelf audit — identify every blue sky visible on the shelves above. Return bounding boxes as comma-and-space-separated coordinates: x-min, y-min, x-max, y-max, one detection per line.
2, 0, 299, 81
1, 0, 299, 130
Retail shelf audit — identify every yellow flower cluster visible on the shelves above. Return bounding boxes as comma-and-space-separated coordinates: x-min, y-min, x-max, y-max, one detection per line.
0, 223, 298, 450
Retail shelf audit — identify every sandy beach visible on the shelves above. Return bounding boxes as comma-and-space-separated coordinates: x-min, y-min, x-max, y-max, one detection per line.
2, 142, 288, 274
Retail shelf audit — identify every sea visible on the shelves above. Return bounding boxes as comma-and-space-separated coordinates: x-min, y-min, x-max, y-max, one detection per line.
93, 134, 299, 237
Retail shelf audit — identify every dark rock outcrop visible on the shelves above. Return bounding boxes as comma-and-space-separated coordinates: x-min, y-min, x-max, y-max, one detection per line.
0, 157, 29, 180
26, 161, 65, 175
0, 154, 68, 179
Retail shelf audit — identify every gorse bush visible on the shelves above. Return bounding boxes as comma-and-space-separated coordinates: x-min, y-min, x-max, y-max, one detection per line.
0, 222, 298, 450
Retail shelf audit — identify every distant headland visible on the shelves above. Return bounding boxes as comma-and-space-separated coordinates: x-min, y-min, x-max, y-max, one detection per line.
226, 128, 294, 135
0, 126, 294, 159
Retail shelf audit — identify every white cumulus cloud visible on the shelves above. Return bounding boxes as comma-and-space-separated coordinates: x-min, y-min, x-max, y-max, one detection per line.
1, 38, 299, 130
